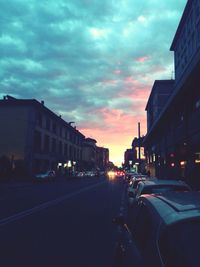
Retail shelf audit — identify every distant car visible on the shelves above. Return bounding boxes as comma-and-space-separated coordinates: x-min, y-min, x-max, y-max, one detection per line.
115, 170, 125, 178
76, 171, 85, 177
128, 179, 191, 206
107, 170, 116, 180
113, 191, 200, 267
34, 170, 56, 182
85, 171, 96, 177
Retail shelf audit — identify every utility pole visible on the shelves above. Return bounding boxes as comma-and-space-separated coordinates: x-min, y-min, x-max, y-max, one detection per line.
138, 122, 141, 173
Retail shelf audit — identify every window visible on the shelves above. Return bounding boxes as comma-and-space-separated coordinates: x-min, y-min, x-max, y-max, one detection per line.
34, 130, 42, 153
52, 122, 57, 134
52, 138, 56, 153
64, 144, 68, 156
59, 141, 63, 155
44, 134, 50, 153
65, 130, 68, 140
59, 127, 62, 137
37, 113, 42, 127
46, 118, 50, 131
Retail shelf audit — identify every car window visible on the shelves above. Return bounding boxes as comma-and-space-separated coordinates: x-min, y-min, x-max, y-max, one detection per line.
159, 220, 200, 267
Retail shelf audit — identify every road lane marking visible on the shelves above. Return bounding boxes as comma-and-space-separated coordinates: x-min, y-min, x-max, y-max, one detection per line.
0, 180, 106, 227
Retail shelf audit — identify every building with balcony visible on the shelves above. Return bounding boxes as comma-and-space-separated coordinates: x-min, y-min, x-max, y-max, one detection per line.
0, 95, 85, 178
144, 0, 200, 188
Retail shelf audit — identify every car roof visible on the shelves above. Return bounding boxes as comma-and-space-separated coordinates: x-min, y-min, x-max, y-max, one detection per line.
138, 179, 190, 187
140, 191, 200, 225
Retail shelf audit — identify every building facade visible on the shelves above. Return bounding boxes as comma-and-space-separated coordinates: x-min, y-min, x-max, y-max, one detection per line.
82, 138, 97, 171
144, 0, 200, 188
81, 138, 109, 171
123, 137, 145, 173
96, 146, 109, 171
0, 95, 85, 178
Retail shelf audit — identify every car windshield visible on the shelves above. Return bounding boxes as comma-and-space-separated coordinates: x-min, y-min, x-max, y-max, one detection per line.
142, 185, 189, 194
159, 220, 200, 267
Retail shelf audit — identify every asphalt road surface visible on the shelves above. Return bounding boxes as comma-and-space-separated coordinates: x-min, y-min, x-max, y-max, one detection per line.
0, 176, 126, 267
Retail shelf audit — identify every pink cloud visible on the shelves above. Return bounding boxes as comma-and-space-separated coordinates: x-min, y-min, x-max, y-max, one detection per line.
136, 56, 149, 63
113, 69, 121, 75
124, 76, 139, 84
102, 79, 117, 85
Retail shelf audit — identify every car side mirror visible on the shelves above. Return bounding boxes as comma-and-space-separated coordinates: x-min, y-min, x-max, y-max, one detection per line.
112, 215, 125, 226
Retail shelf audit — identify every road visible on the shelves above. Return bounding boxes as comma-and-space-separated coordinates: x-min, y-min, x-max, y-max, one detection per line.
0, 176, 126, 267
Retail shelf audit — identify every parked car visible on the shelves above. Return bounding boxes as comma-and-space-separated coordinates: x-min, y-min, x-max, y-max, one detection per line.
113, 191, 200, 267
124, 171, 137, 183
34, 170, 56, 182
127, 177, 148, 199
128, 179, 191, 206
128, 174, 149, 187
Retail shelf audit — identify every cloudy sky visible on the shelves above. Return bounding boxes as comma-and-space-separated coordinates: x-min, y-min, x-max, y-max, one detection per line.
0, 0, 186, 166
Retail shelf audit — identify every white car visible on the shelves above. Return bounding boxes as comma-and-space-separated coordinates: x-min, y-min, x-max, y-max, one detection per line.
128, 179, 192, 206
127, 177, 148, 199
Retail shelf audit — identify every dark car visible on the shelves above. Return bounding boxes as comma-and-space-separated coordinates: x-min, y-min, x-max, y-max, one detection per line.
113, 191, 200, 267
34, 170, 56, 182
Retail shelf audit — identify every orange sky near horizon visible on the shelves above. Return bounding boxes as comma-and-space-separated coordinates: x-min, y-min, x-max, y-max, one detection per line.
80, 114, 147, 167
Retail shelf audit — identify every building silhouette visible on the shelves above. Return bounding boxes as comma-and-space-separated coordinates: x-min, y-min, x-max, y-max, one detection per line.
145, 0, 200, 188
0, 95, 84, 178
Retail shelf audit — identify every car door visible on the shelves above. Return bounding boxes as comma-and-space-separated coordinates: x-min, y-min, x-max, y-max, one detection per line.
131, 200, 163, 267
114, 223, 147, 267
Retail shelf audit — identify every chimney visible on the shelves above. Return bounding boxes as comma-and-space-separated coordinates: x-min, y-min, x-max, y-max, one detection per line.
41, 100, 44, 105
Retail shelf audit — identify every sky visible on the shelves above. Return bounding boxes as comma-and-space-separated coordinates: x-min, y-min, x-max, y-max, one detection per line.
0, 0, 186, 166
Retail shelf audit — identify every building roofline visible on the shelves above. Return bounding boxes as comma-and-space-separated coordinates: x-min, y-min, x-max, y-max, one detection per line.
170, 0, 192, 51
145, 80, 174, 110
0, 95, 85, 138
144, 51, 200, 144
